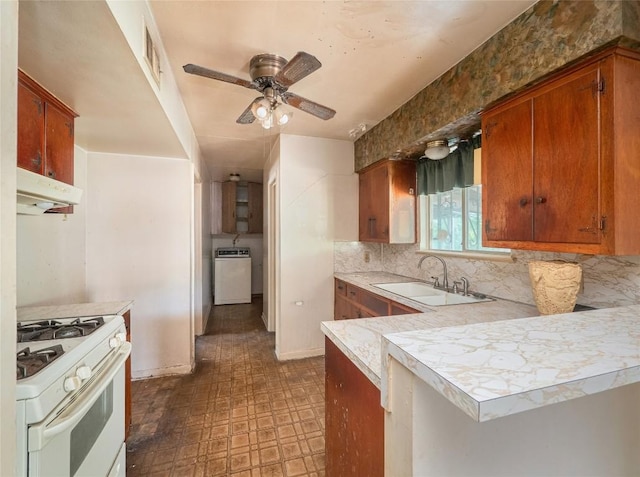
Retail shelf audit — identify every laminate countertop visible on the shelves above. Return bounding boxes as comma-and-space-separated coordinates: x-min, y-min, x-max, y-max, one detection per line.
322, 272, 538, 389
381, 304, 640, 422
17, 301, 134, 322
322, 272, 640, 423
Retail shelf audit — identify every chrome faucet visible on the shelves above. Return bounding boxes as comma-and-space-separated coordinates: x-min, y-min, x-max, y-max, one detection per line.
417, 254, 449, 291
232, 234, 240, 247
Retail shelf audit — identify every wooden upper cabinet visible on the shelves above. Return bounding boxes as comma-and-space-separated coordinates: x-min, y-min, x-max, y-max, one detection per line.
17, 70, 77, 185
482, 99, 533, 242
482, 47, 640, 255
220, 181, 263, 234
44, 102, 75, 184
359, 159, 416, 243
221, 181, 237, 234
17, 81, 44, 174
247, 182, 263, 234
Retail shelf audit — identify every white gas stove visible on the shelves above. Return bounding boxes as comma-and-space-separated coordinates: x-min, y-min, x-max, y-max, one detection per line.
16, 315, 131, 477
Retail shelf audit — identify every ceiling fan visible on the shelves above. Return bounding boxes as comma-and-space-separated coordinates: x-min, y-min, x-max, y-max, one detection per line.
183, 52, 336, 128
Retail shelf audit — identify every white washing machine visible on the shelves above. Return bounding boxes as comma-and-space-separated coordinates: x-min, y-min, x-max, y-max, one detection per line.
214, 247, 252, 305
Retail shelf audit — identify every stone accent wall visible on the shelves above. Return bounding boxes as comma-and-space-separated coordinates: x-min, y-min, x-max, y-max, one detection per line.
354, 0, 640, 170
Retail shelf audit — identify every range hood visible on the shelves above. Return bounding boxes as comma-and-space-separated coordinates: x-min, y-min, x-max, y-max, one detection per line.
16, 168, 83, 215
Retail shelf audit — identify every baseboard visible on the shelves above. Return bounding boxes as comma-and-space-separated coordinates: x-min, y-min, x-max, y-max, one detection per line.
131, 363, 192, 380
276, 346, 325, 361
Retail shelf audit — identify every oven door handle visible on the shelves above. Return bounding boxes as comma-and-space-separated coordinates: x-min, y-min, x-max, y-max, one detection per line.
28, 342, 131, 452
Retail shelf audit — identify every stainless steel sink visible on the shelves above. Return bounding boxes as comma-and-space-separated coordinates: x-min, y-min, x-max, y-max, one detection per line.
372, 281, 492, 307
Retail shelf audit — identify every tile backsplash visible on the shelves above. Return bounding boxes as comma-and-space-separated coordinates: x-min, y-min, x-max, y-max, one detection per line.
335, 242, 640, 309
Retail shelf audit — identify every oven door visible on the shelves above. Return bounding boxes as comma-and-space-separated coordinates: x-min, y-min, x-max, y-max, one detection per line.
27, 342, 131, 477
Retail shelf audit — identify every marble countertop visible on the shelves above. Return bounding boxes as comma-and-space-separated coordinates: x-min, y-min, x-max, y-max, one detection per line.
323, 272, 538, 389
382, 305, 640, 422
17, 301, 134, 322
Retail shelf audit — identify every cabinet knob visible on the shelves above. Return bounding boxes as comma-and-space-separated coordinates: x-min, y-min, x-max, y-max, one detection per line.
519, 197, 529, 207
47, 170, 55, 179
535, 196, 546, 204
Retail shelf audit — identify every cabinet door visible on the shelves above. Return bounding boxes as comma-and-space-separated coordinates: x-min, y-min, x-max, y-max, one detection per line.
325, 338, 384, 477
17, 82, 44, 174
533, 66, 601, 244
334, 295, 352, 320
482, 99, 533, 242
221, 181, 237, 234
247, 182, 263, 233
44, 102, 74, 184
359, 164, 389, 242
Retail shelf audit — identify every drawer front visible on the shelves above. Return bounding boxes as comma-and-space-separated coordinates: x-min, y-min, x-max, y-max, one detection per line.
335, 279, 347, 297
390, 301, 420, 315
346, 284, 360, 301
359, 289, 390, 317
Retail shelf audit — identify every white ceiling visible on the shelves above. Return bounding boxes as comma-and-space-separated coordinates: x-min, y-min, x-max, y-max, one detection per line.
18, 0, 538, 182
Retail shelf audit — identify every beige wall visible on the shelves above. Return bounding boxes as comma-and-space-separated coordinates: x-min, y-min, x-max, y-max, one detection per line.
17, 146, 88, 306
85, 152, 193, 378
0, 1, 18, 473
268, 134, 358, 360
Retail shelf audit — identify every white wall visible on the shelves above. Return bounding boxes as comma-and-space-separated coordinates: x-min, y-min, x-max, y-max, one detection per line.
17, 146, 88, 306
269, 134, 358, 360
85, 152, 193, 378
0, 2, 18, 473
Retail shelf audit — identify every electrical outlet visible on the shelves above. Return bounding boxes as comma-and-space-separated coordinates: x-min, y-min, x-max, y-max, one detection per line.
364, 251, 370, 263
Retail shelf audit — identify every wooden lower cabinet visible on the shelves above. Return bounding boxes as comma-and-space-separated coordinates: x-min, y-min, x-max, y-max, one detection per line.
334, 279, 419, 320
325, 338, 384, 477
123, 310, 132, 441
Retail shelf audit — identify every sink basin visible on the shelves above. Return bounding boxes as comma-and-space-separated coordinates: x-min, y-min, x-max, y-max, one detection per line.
372, 281, 442, 297
372, 281, 492, 307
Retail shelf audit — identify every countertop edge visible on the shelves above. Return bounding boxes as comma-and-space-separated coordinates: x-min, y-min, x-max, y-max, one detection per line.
17, 300, 134, 321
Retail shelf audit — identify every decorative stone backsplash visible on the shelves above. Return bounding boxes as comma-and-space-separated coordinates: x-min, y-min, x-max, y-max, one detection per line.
335, 242, 640, 309
354, 0, 640, 170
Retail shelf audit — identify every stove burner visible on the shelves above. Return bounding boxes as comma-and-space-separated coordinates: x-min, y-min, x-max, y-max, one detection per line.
16, 345, 64, 380
17, 317, 105, 343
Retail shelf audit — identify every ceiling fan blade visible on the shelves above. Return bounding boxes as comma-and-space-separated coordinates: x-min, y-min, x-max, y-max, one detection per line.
236, 97, 262, 124
183, 63, 256, 89
274, 52, 321, 88
281, 92, 336, 120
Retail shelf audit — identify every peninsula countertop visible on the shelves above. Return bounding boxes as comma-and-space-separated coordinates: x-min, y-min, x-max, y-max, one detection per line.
382, 304, 640, 422
322, 272, 538, 389
17, 301, 134, 322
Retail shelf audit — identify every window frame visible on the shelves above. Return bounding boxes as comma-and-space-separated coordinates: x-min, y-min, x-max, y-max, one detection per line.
419, 185, 512, 260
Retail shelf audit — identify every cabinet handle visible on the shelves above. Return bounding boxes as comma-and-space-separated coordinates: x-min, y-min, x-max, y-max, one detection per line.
47, 170, 56, 179
519, 197, 529, 207
535, 196, 546, 204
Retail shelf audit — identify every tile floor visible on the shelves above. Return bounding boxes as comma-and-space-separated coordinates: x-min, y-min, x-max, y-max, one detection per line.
126, 297, 326, 476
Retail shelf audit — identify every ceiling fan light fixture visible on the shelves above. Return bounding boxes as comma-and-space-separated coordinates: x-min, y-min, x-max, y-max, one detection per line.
425, 140, 450, 160
252, 98, 271, 120
274, 106, 292, 126
261, 114, 274, 129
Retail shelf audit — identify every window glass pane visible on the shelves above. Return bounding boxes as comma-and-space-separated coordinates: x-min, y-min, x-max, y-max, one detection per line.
429, 189, 463, 251
422, 185, 508, 254
465, 185, 505, 253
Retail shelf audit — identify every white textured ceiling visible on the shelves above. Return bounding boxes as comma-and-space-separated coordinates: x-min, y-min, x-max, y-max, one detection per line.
18, 0, 538, 182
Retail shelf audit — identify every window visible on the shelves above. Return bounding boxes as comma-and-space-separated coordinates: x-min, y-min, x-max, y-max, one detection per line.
419, 185, 506, 254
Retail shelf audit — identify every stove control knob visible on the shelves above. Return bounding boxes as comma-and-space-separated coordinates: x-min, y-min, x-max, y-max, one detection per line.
76, 366, 92, 380
64, 376, 82, 392
109, 332, 127, 348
